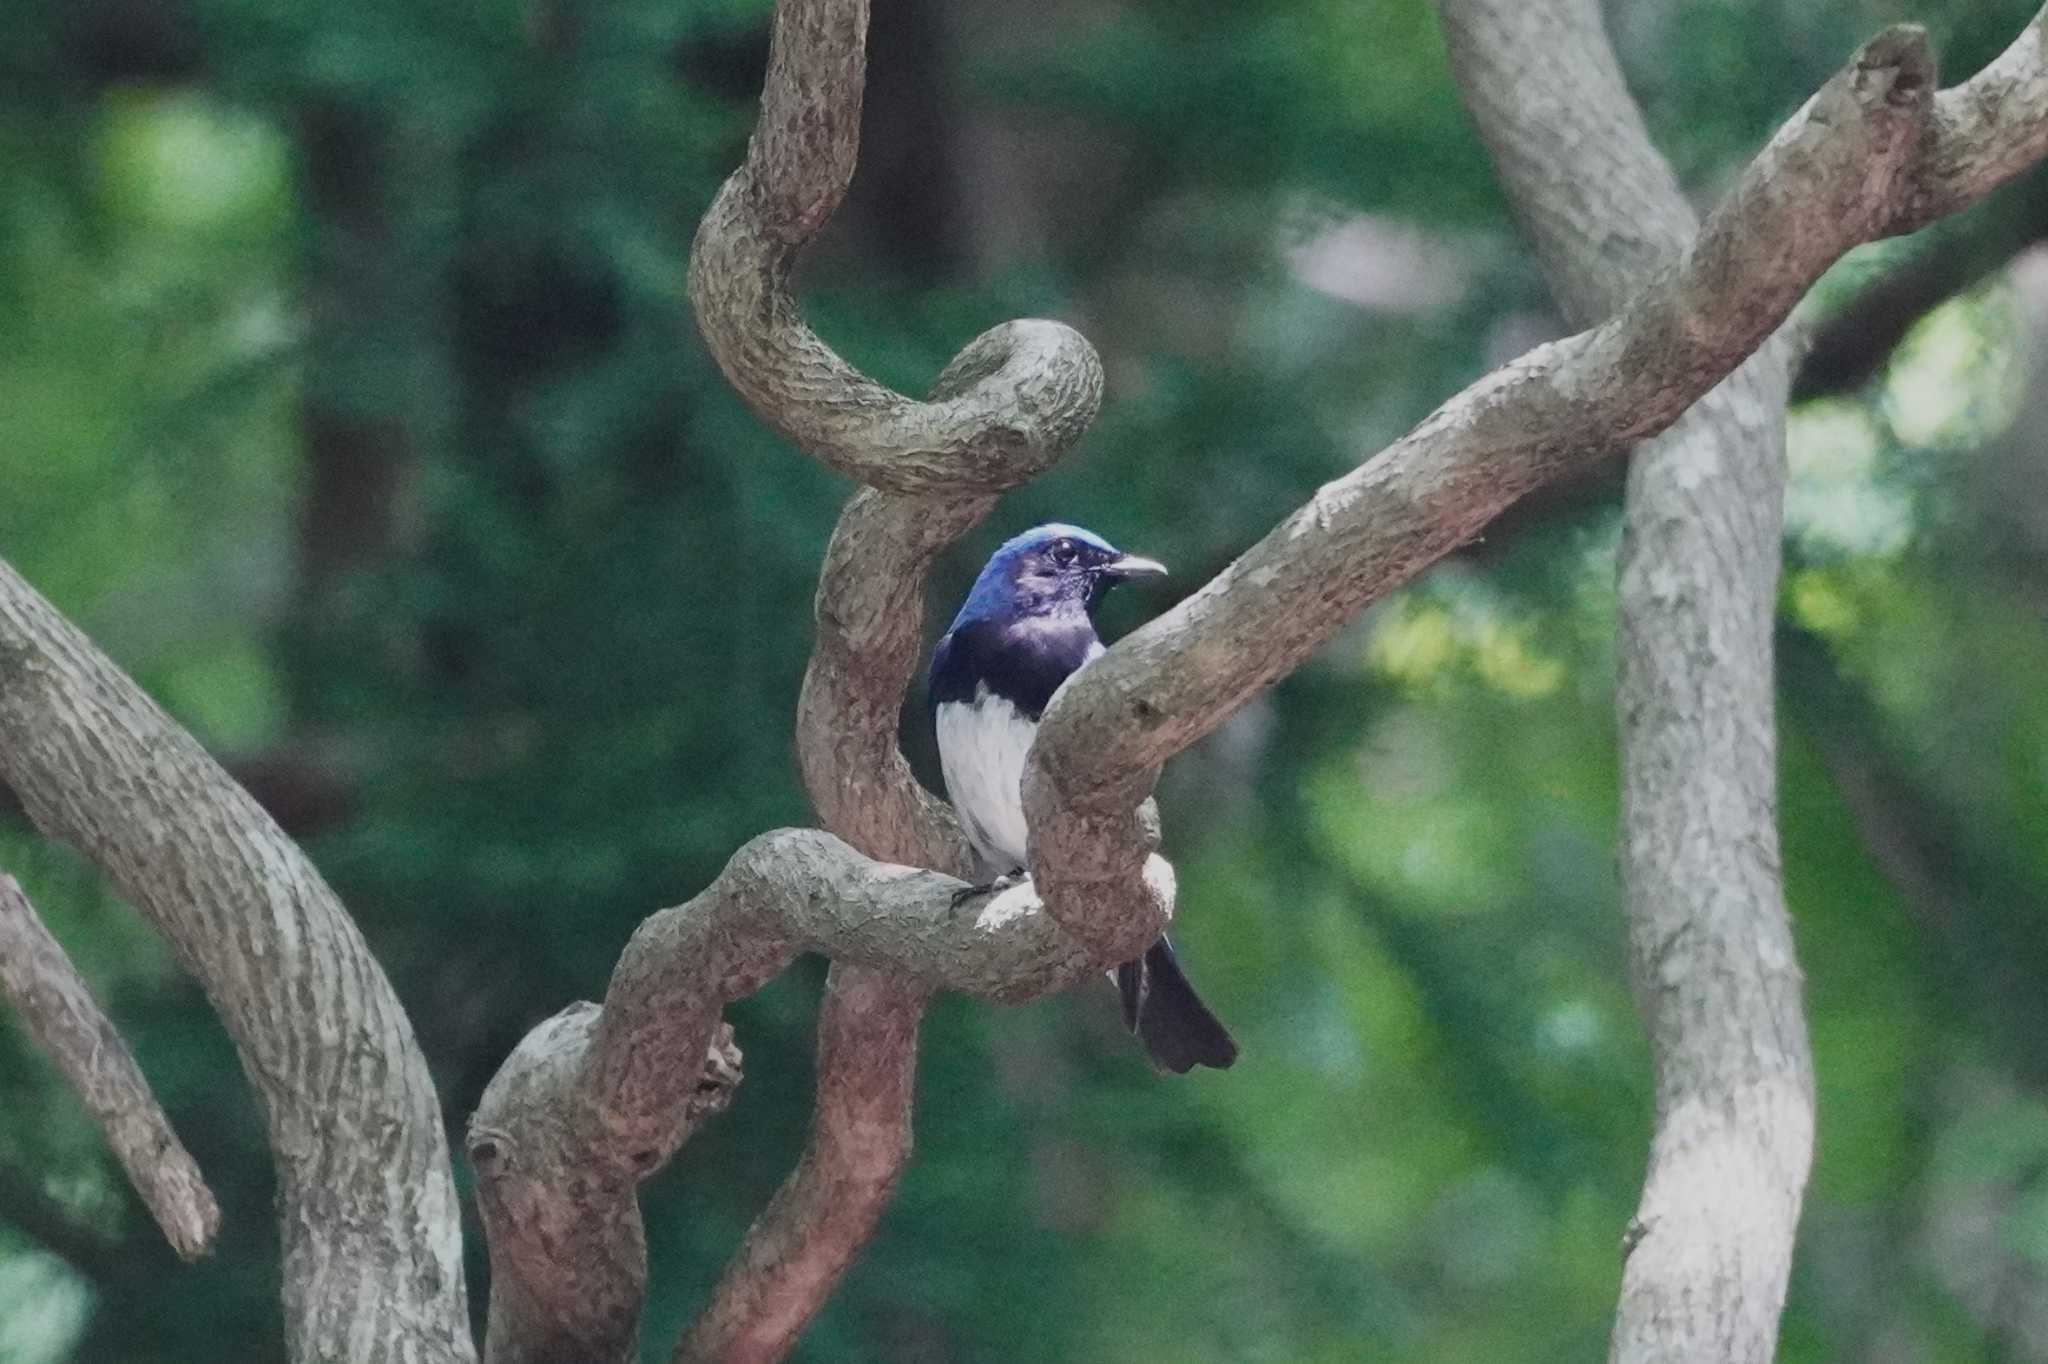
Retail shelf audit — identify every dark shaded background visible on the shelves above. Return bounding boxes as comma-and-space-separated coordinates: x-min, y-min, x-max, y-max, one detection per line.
4, 0, 2048, 1359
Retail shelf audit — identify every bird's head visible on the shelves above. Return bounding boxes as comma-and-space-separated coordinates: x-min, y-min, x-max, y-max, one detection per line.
955, 523, 1167, 624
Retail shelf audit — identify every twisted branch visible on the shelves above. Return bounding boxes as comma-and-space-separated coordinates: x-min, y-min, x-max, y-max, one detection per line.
469, 825, 1146, 1363
476, 5, 2048, 1361
675, 489, 995, 1364
686, 0, 1102, 494
479, 0, 1113, 1355
0, 874, 219, 1261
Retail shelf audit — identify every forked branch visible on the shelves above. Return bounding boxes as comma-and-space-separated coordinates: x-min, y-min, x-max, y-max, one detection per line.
1024, 14, 2048, 945
0, 559, 473, 1364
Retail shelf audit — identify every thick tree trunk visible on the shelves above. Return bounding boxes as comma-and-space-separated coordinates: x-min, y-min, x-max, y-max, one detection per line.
1437, 3, 1814, 1360
0, 560, 475, 1364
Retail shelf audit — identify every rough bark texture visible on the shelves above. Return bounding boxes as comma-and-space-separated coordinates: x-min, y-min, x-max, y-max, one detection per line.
9, 1, 2048, 1360
0, 873, 220, 1261
0, 560, 473, 1364
673, 486, 993, 1363
1433, 2, 1832, 1360
476, 0, 1114, 1353
1024, 12, 2048, 974
686, 0, 1103, 496
670, 965, 922, 1364
1794, 168, 2048, 400
468, 825, 1140, 1364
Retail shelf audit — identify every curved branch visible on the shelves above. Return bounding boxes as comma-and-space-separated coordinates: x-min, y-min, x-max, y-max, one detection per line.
671, 966, 920, 1364
796, 488, 988, 879
1438, 2, 1815, 1361
0, 559, 473, 1363
468, 826, 1149, 1364
1023, 14, 2048, 964
0, 873, 219, 1262
491, 0, 1114, 1352
686, 0, 1103, 495
678, 486, 998, 1361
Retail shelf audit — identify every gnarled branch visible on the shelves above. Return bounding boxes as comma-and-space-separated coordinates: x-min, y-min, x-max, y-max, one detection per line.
0, 558, 474, 1364
676, 486, 998, 1362
480, 5, 2048, 1361
0, 873, 219, 1261
480, 0, 1116, 1353
686, 0, 1103, 495
1023, 13, 2048, 967
470, 823, 1151, 1364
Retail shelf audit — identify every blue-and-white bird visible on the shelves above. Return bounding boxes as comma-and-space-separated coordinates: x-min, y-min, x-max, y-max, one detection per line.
929, 524, 1238, 1073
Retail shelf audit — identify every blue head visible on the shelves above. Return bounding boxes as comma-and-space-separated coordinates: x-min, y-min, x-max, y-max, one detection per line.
950, 523, 1167, 629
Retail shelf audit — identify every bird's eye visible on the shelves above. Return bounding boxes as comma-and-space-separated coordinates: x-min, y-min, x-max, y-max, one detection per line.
1050, 539, 1078, 566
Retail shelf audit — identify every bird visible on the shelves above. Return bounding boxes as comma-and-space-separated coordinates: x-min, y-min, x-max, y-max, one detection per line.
928, 523, 1238, 1073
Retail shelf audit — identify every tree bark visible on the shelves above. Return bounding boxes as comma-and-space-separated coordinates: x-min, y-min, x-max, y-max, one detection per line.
0, 559, 474, 1364
675, 486, 995, 1364
1436, 2, 1816, 1359
0, 873, 220, 1261
1025, 12, 2048, 969
9, 3, 2048, 1361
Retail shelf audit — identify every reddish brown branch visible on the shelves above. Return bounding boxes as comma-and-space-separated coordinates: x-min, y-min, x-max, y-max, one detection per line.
0, 874, 219, 1260
1794, 170, 2048, 400
672, 968, 921, 1364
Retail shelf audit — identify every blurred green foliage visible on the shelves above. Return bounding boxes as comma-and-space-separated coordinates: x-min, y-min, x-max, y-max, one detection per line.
3, 0, 2048, 1360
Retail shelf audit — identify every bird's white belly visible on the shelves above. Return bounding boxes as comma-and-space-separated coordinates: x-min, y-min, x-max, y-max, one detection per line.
935, 688, 1038, 872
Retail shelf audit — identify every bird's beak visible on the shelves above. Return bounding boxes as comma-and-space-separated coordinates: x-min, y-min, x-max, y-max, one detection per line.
1103, 554, 1168, 580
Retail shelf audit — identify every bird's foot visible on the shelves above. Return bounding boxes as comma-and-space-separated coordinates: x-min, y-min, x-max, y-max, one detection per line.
948, 871, 1024, 913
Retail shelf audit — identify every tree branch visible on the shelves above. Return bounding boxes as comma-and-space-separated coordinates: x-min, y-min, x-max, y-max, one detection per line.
476, 0, 1115, 1352
0, 873, 219, 1261
675, 486, 997, 1362
0, 559, 474, 1364
671, 965, 921, 1364
686, 0, 1103, 495
1021, 11, 2048, 971
1910, 14, 2048, 228
468, 825, 1142, 1364
480, 6, 2048, 1360
1794, 168, 2048, 400
1435, 1, 1817, 1360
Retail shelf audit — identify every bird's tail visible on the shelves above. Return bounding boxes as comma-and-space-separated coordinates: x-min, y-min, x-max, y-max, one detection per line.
1115, 937, 1238, 1073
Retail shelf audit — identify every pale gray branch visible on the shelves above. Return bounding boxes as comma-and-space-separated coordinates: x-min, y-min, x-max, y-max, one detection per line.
1437, 2, 1818, 1362
0, 559, 473, 1364
0, 873, 219, 1261
686, 0, 1103, 495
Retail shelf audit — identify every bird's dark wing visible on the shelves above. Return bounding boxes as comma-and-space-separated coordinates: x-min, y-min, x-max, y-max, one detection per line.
929, 618, 1096, 722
